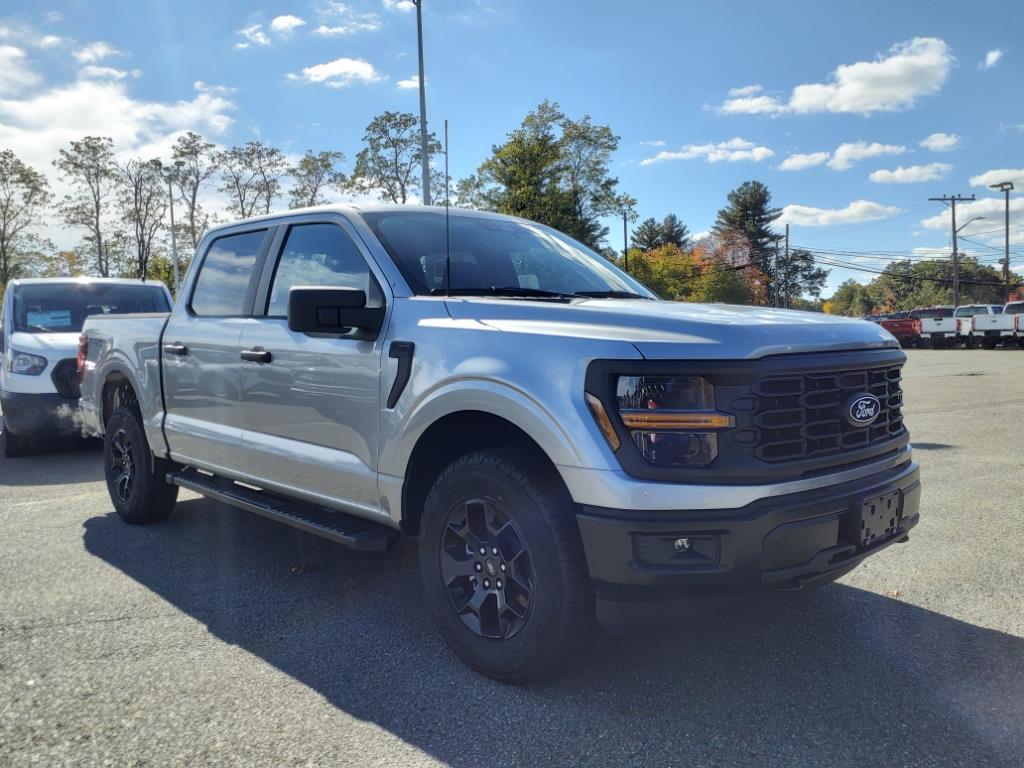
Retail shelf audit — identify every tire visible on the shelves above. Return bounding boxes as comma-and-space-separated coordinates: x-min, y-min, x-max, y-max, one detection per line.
964, 336, 977, 350
103, 406, 178, 524
418, 449, 591, 683
1, 419, 31, 458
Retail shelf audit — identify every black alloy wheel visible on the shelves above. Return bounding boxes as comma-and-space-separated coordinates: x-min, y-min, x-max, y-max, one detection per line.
439, 497, 534, 640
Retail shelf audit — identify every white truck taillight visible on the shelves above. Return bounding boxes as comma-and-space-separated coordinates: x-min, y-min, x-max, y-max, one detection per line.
77, 333, 88, 380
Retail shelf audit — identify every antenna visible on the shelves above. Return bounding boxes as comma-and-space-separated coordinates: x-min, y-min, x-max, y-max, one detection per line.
444, 118, 451, 297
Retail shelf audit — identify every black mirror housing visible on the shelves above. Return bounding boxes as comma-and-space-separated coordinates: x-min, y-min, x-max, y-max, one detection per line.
287, 287, 385, 340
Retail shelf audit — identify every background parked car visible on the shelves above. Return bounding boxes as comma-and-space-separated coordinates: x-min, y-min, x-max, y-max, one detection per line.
954, 304, 1004, 349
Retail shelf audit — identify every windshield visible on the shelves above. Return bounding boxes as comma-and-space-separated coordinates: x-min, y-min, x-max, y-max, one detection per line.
1005, 303, 1024, 315
914, 308, 953, 319
12, 282, 170, 333
992, 305, 1003, 315
362, 211, 656, 299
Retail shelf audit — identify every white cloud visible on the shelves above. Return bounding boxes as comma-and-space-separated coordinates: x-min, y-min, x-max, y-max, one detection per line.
727, 84, 762, 97
0, 45, 40, 94
270, 15, 306, 36
77, 65, 136, 81
969, 168, 1024, 188
920, 197, 1024, 238
315, 2, 382, 35
919, 132, 959, 152
235, 24, 271, 49
720, 37, 952, 115
73, 41, 122, 63
287, 57, 383, 88
778, 151, 829, 171
779, 200, 903, 227
640, 138, 773, 166
979, 48, 1003, 70
38, 35, 64, 48
827, 141, 906, 170
869, 162, 952, 184
638, 139, 666, 147
382, 0, 416, 11
396, 74, 421, 89
0, 21, 65, 49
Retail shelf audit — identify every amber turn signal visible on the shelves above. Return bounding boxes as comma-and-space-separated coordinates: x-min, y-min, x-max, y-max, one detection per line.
619, 411, 734, 430
585, 392, 621, 451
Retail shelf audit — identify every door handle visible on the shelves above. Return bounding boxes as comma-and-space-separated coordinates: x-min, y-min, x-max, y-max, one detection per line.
240, 347, 272, 363
163, 342, 188, 356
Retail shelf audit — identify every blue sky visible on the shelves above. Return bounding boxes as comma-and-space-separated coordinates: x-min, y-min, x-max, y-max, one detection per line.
2, 0, 1022, 293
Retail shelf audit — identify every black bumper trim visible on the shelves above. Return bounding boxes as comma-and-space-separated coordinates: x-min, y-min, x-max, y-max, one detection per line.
576, 460, 920, 603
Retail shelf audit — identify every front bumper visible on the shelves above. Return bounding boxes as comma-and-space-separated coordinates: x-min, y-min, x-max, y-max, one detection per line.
576, 460, 920, 624
0, 391, 81, 436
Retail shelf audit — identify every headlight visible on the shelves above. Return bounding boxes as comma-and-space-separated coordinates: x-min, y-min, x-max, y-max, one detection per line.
614, 375, 733, 467
7, 349, 48, 376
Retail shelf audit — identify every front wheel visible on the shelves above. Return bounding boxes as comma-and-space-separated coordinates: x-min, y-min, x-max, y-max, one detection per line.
103, 406, 178, 524
419, 449, 591, 683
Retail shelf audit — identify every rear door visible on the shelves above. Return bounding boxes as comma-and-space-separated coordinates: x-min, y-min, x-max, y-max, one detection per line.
162, 226, 274, 472
236, 215, 390, 516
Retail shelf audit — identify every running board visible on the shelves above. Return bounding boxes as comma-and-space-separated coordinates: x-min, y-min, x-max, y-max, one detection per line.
168, 468, 399, 552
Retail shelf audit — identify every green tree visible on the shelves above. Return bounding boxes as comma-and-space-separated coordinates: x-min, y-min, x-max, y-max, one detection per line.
54, 136, 118, 276
0, 149, 52, 292
217, 141, 289, 218
779, 247, 829, 300
624, 244, 699, 300
631, 217, 663, 251
631, 213, 691, 252
456, 101, 626, 248
117, 158, 168, 280
713, 180, 784, 299
289, 150, 347, 209
169, 132, 218, 251
348, 111, 440, 204
659, 214, 691, 249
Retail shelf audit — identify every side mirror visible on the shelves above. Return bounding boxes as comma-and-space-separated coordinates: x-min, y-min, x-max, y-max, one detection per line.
287, 287, 385, 340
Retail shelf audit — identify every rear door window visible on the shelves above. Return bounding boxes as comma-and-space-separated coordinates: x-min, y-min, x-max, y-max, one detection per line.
191, 230, 267, 316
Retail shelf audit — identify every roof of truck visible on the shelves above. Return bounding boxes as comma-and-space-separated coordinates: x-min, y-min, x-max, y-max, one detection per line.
8, 277, 165, 287
201, 203, 529, 238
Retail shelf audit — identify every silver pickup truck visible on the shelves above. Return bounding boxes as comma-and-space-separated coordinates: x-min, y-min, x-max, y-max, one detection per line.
80, 205, 921, 682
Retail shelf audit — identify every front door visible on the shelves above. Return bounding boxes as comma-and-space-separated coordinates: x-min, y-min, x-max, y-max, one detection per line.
237, 218, 389, 516
162, 227, 272, 472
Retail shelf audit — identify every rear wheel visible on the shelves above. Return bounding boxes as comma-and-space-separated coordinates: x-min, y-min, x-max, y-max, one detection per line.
103, 406, 178, 524
419, 449, 591, 683
964, 335, 977, 349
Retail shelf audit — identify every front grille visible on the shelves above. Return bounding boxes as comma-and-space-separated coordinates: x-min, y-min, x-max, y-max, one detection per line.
726, 364, 904, 464
51, 358, 81, 399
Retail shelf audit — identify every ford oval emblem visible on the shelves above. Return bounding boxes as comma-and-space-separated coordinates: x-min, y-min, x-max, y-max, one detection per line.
847, 394, 881, 427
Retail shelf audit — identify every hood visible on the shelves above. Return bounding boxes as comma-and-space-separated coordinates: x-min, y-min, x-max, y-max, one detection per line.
443, 298, 898, 360
8, 330, 81, 357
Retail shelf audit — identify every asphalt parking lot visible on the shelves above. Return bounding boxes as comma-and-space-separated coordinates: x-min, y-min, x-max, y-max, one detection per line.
1, 349, 1022, 768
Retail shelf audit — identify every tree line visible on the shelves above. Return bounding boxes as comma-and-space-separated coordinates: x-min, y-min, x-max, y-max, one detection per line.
0, 99, 828, 306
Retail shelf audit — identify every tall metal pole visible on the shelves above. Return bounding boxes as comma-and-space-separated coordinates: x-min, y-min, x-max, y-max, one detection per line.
166, 176, 179, 294
415, 0, 431, 206
929, 194, 975, 307
623, 211, 629, 272
773, 240, 780, 307
783, 223, 790, 309
990, 182, 1014, 302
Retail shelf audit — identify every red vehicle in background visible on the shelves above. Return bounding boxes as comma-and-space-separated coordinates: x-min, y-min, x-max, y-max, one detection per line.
877, 312, 922, 348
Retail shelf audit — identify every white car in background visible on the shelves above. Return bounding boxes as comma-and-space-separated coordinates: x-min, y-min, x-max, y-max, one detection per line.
0, 277, 172, 457
968, 300, 1024, 349
914, 306, 957, 348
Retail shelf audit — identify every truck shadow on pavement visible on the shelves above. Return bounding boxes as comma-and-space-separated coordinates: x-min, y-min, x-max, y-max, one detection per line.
83, 498, 1023, 768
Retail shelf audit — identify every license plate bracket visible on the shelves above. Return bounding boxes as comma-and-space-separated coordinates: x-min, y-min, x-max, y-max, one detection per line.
849, 489, 902, 548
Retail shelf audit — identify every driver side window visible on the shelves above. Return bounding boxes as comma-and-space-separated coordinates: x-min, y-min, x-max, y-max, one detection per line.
267, 223, 376, 317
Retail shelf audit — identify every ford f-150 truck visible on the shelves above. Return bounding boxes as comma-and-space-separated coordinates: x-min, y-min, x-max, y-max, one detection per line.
79, 205, 921, 682
0, 277, 171, 457
915, 306, 956, 348
968, 300, 1024, 348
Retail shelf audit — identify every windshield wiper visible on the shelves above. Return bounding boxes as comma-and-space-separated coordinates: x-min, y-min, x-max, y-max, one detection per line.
572, 290, 651, 300
431, 286, 575, 300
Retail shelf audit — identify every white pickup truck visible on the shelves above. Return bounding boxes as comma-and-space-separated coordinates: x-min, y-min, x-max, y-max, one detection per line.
914, 306, 956, 348
968, 300, 1024, 348
954, 304, 1005, 349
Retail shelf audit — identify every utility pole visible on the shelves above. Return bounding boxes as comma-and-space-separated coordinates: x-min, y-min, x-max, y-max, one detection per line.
622, 211, 629, 272
989, 181, 1015, 302
773, 239, 780, 307
929, 194, 975, 307
783, 223, 790, 309
414, 0, 431, 205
